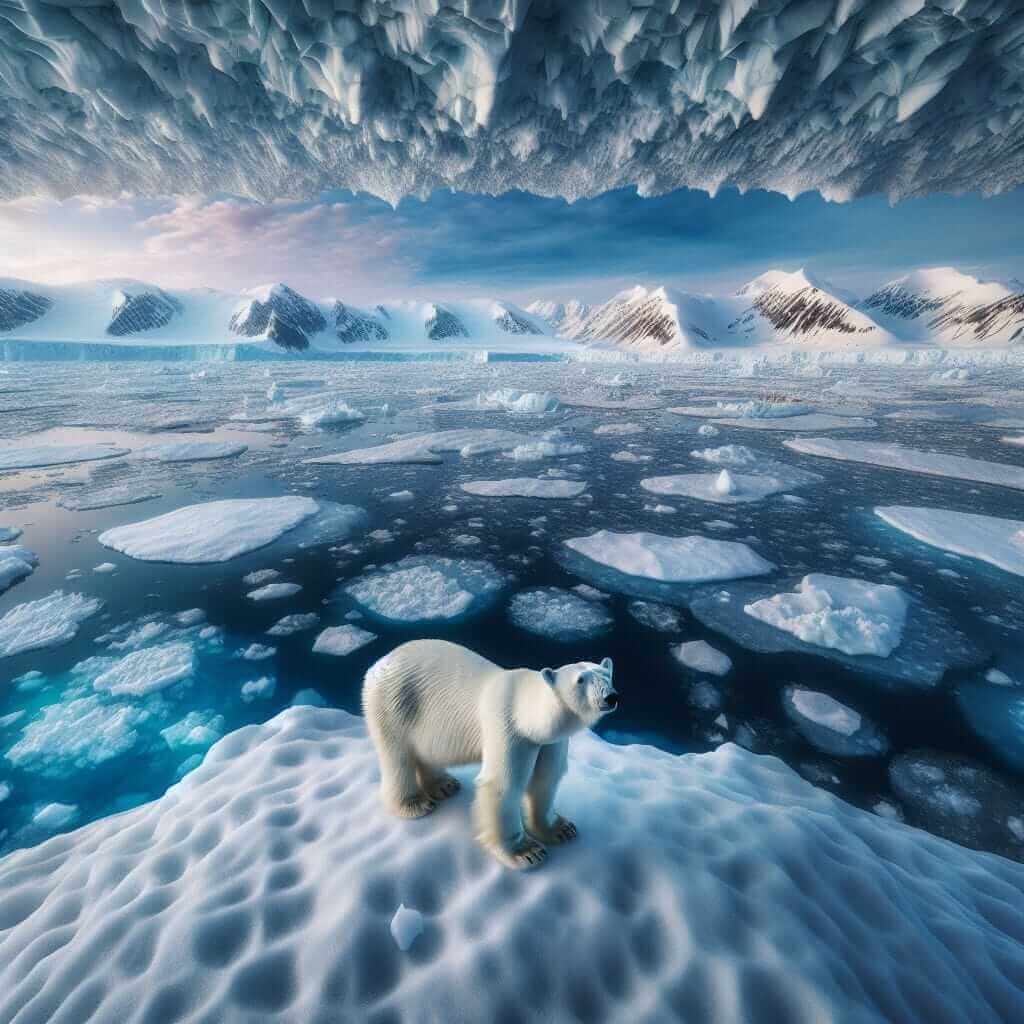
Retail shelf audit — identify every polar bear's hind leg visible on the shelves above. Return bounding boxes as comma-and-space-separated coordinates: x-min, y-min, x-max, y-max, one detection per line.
374, 735, 438, 818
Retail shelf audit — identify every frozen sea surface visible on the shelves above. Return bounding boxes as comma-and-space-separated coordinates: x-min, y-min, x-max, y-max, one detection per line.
1, 357, 1023, 867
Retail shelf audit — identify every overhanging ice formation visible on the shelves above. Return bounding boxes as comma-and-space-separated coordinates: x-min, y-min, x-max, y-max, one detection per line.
1, 1, 1022, 203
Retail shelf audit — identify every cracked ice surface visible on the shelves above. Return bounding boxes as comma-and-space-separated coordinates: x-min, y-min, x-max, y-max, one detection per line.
1, 2, 1022, 203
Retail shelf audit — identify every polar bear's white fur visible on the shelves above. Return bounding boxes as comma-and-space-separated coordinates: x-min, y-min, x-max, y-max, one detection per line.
363, 639, 617, 869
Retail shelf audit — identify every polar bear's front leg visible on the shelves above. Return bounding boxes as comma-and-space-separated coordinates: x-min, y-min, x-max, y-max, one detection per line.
474, 738, 546, 869
524, 740, 577, 844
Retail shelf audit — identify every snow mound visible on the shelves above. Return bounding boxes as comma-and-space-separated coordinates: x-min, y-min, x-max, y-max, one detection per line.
0, 444, 129, 471
565, 531, 773, 584
344, 556, 512, 626
786, 439, 1024, 491
132, 442, 247, 462
692, 580, 983, 691
99, 497, 357, 564
783, 686, 888, 758
0, 590, 103, 658
744, 575, 909, 658
2, 707, 1024, 1024
876, 507, 1024, 577
461, 478, 586, 499
508, 587, 614, 642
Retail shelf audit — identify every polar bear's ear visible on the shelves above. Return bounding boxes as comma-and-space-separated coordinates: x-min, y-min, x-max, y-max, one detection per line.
601, 657, 613, 676
541, 668, 557, 686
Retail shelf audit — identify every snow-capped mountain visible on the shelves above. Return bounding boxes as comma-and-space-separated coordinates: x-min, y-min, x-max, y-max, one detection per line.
863, 268, 1024, 345
229, 284, 327, 351
526, 300, 591, 337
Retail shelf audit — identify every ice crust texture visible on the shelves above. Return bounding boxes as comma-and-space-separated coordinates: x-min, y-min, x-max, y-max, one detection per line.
1, 2, 1022, 204
2, 707, 1024, 1023
508, 587, 614, 642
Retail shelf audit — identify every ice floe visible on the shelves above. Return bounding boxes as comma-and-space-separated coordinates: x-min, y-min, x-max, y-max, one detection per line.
240, 676, 276, 702
312, 624, 378, 657
476, 389, 558, 414
91, 641, 196, 696
132, 441, 247, 462
247, 582, 302, 602
955, 681, 1024, 775
786, 439, 1024, 490
782, 687, 888, 758
57, 483, 162, 511
626, 600, 682, 633
0, 590, 103, 658
691, 579, 982, 690
0, 443, 129, 471
671, 640, 732, 677
875, 506, 1024, 577
0, 543, 37, 595
508, 587, 614, 642
99, 497, 364, 563
343, 556, 512, 626
744, 575, 909, 658
461, 478, 586, 499
305, 429, 528, 466
2, 707, 1024, 1023
642, 471, 797, 504
507, 431, 588, 462
0, 526, 23, 541
266, 613, 319, 637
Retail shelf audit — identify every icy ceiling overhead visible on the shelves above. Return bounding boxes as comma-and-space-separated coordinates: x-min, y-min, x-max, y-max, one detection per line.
1, 1, 1021, 204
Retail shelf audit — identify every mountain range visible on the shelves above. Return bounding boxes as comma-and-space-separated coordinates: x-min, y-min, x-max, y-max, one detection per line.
1, 268, 1020, 352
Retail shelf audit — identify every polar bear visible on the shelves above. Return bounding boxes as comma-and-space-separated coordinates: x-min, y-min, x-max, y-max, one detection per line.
363, 639, 617, 869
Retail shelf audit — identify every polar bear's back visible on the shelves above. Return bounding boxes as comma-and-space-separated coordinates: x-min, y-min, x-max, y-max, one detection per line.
363, 639, 497, 765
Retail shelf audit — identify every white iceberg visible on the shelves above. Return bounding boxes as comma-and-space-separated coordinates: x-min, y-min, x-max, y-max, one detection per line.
786, 439, 1024, 491
1, 707, 1023, 1023
476, 389, 558, 414
0, 590, 103, 658
875, 506, 1024, 577
744, 575, 909, 658
507, 587, 614, 642
312, 624, 378, 657
461, 478, 586, 499
564, 531, 773, 583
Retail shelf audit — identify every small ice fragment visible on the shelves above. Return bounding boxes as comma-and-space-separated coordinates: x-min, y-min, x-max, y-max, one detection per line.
33, 802, 78, 829
390, 904, 424, 951
313, 625, 378, 656
672, 640, 732, 676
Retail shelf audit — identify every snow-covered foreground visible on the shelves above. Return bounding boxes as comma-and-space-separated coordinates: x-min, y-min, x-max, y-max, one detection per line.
2, 706, 1022, 1024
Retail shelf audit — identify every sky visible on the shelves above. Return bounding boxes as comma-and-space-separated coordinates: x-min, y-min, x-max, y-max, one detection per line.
1, 184, 1021, 306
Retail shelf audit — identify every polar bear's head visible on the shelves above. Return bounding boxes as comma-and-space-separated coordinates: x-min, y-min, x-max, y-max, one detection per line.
542, 657, 617, 727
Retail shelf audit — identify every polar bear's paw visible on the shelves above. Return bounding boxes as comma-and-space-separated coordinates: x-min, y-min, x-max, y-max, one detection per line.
529, 816, 578, 845
491, 837, 548, 870
394, 794, 438, 818
424, 773, 461, 802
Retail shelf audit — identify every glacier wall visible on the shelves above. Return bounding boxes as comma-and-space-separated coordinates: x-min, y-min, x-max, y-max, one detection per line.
1, 1, 1022, 204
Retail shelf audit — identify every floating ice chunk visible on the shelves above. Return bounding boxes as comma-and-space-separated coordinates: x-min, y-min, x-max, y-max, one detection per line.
0, 526, 22, 542
627, 601, 682, 633
33, 803, 78, 830
691, 580, 981, 691
313, 625, 378, 656
1004, 436, 1024, 448
786, 439, 1024, 491
610, 450, 651, 463
0, 782, 10, 802
985, 669, 1015, 687
390, 904, 424, 951
388, 490, 415, 502
109, 620, 168, 650
241, 644, 276, 662
0, 444, 129, 471
744, 575, 908, 658
58, 483, 161, 511
132, 442, 247, 462
461, 478, 586, 499
0, 590, 103, 658
564, 531, 773, 583
93, 642, 196, 696
241, 676, 276, 702
890, 752, 1024, 859
0, 543, 37, 595
344, 556, 512, 626
99, 497, 324, 563
305, 429, 527, 466
247, 582, 302, 602
508, 431, 587, 462
243, 569, 281, 586
477, 389, 558, 414
508, 587, 613, 642
782, 687, 888, 758
291, 688, 327, 707
161, 711, 224, 750
875, 507, 1024, 577
92, 562, 117, 574
3, 706, 1024, 1021
267, 613, 319, 636
672, 640, 732, 677
714, 414, 876, 431
642, 471, 797, 504
714, 469, 736, 495
697, 424, 719, 437
6, 696, 145, 775
175, 608, 205, 626
690, 444, 761, 467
